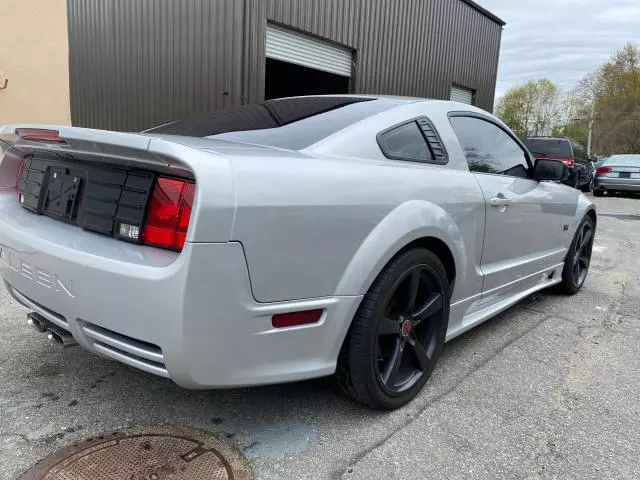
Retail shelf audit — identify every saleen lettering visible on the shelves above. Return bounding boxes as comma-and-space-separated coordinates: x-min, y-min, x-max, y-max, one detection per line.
0, 247, 74, 298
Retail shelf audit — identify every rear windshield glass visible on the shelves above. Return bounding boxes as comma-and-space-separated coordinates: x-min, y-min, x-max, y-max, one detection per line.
604, 155, 640, 167
523, 138, 572, 158
146, 96, 404, 150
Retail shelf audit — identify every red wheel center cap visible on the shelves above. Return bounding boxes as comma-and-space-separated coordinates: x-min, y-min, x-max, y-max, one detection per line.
401, 319, 412, 336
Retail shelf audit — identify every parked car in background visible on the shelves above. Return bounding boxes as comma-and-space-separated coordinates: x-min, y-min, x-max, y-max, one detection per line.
523, 137, 593, 192
0, 96, 596, 409
594, 154, 640, 197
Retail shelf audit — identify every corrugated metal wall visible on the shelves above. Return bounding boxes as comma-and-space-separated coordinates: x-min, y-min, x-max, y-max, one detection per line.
68, 0, 502, 131
68, 0, 244, 131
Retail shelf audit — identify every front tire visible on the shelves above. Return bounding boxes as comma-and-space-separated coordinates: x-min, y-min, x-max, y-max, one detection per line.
335, 248, 450, 409
556, 216, 595, 295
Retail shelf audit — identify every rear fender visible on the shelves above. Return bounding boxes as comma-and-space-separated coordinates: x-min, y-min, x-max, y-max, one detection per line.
567, 194, 596, 247
334, 200, 465, 297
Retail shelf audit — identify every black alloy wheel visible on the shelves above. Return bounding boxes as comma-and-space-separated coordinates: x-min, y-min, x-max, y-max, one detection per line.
375, 266, 443, 395
335, 248, 450, 409
571, 220, 594, 288
557, 216, 595, 294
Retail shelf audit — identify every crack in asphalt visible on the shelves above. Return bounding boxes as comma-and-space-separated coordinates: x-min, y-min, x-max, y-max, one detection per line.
331, 313, 557, 479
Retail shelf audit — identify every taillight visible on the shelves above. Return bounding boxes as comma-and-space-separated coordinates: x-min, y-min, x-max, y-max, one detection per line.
596, 167, 612, 175
15, 128, 66, 144
561, 159, 575, 168
141, 177, 195, 251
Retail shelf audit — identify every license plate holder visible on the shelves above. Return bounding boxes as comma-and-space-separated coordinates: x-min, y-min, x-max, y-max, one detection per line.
619, 172, 631, 179
43, 167, 83, 221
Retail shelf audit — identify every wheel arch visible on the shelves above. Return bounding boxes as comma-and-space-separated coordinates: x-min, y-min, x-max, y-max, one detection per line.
397, 237, 456, 289
567, 195, 597, 248
334, 200, 465, 298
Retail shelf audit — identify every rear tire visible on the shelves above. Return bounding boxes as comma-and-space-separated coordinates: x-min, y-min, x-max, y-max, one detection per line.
593, 189, 604, 197
334, 248, 450, 409
564, 171, 579, 189
556, 216, 595, 295
581, 178, 593, 193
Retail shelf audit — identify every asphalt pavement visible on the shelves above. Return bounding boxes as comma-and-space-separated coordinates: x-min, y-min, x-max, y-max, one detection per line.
1, 195, 639, 479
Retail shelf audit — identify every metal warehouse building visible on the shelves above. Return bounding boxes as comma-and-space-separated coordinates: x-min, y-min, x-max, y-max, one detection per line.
67, 0, 504, 132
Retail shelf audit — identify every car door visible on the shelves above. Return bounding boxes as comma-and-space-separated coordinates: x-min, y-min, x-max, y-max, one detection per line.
449, 114, 569, 298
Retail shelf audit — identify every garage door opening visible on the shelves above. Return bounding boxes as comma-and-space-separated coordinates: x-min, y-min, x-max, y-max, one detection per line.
451, 84, 475, 105
264, 24, 353, 100
265, 58, 350, 100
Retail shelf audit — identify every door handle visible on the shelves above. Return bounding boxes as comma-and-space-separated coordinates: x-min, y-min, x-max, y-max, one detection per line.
489, 196, 512, 207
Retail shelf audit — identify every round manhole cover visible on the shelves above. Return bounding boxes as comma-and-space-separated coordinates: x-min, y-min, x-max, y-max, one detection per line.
20, 426, 252, 480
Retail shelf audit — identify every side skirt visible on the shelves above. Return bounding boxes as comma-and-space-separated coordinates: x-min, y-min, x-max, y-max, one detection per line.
445, 263, 564, 342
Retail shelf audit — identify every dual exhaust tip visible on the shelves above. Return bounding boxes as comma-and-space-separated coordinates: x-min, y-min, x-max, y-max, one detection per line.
27, 312, 77, 348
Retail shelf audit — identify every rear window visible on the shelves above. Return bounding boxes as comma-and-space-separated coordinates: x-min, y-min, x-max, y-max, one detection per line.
523, 138, 572, 158
146, 96, 404, 150
604, 155, 640, 167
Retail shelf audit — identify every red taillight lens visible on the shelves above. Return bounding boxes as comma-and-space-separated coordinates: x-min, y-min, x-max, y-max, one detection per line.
272, 309, 324, 329
596, 167, 612, 175
15, 128, 66, 144
175, 182, 195, 248
141, 177, 195, 251
561, 159, 575, 168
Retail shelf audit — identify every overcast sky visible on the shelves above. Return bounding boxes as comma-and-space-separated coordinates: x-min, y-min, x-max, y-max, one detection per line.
475, 0, 640, 99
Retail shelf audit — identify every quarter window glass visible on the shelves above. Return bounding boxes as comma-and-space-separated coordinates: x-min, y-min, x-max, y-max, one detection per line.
450, 116, 529, 177
378, 122, 433, 162
604, 155, 640, 167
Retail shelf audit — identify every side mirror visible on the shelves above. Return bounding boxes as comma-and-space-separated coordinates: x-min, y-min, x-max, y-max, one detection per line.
535, 159, 569, 182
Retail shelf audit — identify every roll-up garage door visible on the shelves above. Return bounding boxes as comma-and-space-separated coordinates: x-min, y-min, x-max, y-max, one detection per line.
450, 85, 475, 104
265, 25, 352, 77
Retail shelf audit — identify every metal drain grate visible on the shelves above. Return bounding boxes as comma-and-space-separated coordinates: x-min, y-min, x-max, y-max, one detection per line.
20, 426, 252, 480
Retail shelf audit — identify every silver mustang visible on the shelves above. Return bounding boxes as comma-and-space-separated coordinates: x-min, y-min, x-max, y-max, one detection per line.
0, 96, 595, 409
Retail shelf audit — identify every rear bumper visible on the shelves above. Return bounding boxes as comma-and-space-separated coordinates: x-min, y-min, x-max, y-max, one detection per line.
0, 189, 360, 388
594, 178, 640, 192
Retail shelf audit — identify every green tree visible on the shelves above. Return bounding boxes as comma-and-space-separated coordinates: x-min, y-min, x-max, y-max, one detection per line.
496, 79, 562, 139
591, 43, 640, 154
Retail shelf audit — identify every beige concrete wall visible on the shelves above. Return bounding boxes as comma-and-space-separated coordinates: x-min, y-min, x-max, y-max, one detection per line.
0, 0, 71, 125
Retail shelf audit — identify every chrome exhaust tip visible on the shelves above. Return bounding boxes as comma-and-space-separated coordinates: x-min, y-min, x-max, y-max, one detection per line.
27, 312, 48, 333
46, 326, 78, 349
27, 312, 78, 348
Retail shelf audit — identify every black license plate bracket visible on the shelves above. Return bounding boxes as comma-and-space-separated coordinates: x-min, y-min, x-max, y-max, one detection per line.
43, 166, 83, 221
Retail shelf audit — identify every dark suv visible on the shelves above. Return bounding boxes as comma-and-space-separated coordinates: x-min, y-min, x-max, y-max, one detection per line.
523, 137, 593, 191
